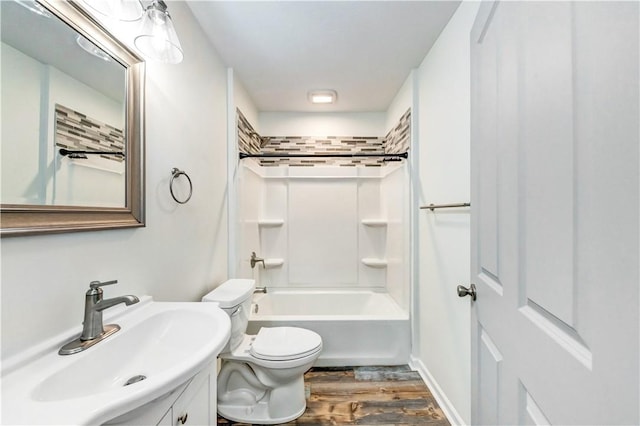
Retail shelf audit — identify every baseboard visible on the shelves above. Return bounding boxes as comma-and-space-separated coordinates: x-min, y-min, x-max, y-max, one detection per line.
409, 355, 466, 426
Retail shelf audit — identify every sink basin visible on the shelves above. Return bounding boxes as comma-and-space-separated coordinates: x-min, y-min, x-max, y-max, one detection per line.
33, 309, 221, 402
1, 298, 230, 425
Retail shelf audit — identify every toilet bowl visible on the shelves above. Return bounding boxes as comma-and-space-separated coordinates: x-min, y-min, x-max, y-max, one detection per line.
202, 279, 322, 424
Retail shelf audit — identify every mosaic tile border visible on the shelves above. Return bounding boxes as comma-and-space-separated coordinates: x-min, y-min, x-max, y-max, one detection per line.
260, 136, 385, 167
385, 108, 411, 154
55, 104, 124, 163
237, 108, 410, 167
237, 109, 262, 155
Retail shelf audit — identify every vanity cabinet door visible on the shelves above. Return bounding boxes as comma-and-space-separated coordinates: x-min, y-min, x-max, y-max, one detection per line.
102, 363, 214, 426
157, 408, 172, 426
172, 369, 211, 425
103, 382, 188, 425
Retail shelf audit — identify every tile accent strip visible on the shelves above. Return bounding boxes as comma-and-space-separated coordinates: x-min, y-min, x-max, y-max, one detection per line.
260, 136, 385, 167
55, 104, 124, 163
385, 108, 411, 154
237, 108, 411, 167
237, 109, 262, 155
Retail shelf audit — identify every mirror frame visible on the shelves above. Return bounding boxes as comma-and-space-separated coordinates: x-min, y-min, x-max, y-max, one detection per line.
0, 0, 145, 237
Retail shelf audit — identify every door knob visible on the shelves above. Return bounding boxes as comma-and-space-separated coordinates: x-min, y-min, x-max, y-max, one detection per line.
457, 284, 477, 301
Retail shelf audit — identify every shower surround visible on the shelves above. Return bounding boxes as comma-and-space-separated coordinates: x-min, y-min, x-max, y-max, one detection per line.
234, 110, 411, 365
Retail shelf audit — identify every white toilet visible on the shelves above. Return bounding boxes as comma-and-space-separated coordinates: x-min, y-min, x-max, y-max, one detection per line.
202, 279, 322, 424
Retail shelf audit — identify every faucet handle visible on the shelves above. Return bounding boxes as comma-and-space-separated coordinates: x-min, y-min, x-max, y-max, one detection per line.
89, 280, 118, 289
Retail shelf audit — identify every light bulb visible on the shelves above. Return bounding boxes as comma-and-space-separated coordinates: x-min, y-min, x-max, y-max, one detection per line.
133, 0, 183, 64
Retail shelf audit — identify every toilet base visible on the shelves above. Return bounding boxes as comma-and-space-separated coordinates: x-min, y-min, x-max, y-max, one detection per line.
217, 362, 309, 424
217, 359, 310, 424
218, 401, 306, 425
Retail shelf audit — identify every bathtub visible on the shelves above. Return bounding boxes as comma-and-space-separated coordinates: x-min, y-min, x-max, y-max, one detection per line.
247, 290, 410, 367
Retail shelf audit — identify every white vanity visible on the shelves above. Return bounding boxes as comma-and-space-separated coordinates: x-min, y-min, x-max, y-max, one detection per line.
106, 361, 216, 425
1, 297, 230, 425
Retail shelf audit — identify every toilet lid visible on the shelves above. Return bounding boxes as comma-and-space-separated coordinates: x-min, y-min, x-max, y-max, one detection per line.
251, 327, 322, 361
201, 279, 255, 308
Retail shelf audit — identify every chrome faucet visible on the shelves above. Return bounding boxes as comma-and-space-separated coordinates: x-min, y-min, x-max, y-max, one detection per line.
250, 252, 265, 269
59, 280, 139, 355
81, 280, 139, 340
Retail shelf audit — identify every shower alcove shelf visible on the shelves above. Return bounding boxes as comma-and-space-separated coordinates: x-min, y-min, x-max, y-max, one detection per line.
257, 219, 284, 227
361, 219, 388, 227
361, 258, 388, 268
256, 219, 284, 267
361, 217, 388, 268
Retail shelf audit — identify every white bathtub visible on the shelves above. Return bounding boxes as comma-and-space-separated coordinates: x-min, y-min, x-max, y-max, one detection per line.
247, 290, 410, 367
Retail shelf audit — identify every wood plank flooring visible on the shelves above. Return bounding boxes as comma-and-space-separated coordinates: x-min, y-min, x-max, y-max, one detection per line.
217, 365, 450, 425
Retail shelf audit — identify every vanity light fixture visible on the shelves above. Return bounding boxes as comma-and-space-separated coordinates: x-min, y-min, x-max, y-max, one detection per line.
308, 90, 337, 104
134, 0, 183, 64
81, 0, 142, 22
76, 35, 112, 62
14, 0, 52, 18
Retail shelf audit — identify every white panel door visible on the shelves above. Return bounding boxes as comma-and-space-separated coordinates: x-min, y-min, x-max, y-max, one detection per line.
470, 2, 639, 425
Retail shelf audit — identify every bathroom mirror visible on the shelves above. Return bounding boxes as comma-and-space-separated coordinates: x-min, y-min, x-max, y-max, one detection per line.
0, 0, 145, 236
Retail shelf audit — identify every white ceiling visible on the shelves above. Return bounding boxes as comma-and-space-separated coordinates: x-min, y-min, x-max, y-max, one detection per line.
187, 1, 461, 113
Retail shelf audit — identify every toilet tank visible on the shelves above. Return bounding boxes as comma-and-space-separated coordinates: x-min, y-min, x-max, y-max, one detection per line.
202, 279, 255, 352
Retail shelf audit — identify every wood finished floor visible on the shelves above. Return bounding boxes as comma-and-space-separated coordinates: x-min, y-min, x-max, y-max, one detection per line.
217, 366, 450, 426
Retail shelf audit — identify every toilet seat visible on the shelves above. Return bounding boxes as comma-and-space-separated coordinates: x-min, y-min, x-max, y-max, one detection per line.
251, 327, 322, 361
221, 329, 323, 369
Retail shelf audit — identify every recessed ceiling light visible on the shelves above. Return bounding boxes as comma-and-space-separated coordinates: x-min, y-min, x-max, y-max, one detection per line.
308, 90, 337, 104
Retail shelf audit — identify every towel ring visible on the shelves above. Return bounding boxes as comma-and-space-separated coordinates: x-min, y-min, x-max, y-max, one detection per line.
170, 168, 192, 204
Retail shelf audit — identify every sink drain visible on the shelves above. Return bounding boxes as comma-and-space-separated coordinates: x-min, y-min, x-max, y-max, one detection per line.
124, 375, 147, 386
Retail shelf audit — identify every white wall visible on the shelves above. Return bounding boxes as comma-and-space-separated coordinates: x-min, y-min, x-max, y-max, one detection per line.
234, 75, 259, 132
0, 3, 229, 360
259, 112, 385, 136
1, 43, 43, 205
385, 75, 412, 134
410, 2, 479, 425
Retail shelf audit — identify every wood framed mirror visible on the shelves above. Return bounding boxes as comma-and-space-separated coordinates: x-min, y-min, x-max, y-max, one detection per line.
1, 0, 145, 237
